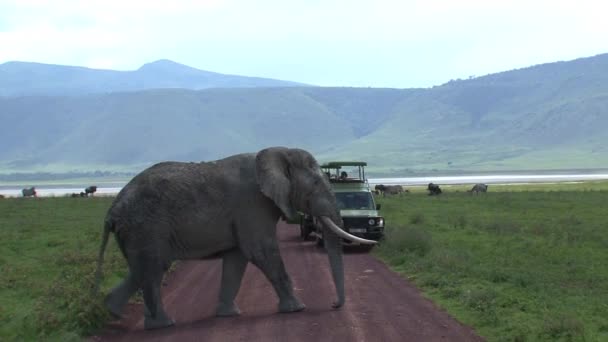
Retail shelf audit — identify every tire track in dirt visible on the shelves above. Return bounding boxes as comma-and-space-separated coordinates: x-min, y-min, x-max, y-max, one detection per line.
92, 222, 483, 341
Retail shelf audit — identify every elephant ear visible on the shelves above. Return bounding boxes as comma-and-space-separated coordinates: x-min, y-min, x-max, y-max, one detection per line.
255, 147, 298, 220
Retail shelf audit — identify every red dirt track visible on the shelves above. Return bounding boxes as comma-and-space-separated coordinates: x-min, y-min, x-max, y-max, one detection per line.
92, 222, 483, 341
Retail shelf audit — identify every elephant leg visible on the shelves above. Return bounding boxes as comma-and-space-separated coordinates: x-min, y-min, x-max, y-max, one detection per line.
249, 242, 305, 313
138, 255, 175, 330
104, 272, 140, 318
216, 248, 248, 317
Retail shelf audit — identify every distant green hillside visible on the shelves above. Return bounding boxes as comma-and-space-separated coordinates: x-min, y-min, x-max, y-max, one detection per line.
1, 53, 607, 175
318, 53, 608, 173
0, 59, 306, 96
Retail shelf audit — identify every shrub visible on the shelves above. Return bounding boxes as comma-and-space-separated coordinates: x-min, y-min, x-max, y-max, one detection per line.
385, 225, 433, 256
540, 313, 585, 340
410, 212, 425, 225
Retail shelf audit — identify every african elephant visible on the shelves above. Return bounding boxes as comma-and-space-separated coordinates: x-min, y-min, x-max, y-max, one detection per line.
468, 183, 488, 194
22, 187, 37, 197
94, 147, 376, 330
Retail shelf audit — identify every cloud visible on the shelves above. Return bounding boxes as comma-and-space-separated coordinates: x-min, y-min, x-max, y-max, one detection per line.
0, 0, 607, 86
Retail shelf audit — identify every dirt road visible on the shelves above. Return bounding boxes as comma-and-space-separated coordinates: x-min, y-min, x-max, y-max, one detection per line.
93, 222, 482, 341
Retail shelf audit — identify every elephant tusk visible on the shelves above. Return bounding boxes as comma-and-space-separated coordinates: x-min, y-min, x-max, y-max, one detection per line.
319, 216, 378, 245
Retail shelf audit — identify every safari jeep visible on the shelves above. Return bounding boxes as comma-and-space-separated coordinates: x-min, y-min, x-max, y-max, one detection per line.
300, 161, 385, 249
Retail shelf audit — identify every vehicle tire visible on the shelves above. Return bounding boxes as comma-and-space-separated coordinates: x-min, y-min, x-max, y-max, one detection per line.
301, 216, 316, 241
300, 224, 310, 240
315, 232, 324, 247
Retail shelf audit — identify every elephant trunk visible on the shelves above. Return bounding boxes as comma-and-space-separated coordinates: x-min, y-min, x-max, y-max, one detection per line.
319, 215, 346, 308
318, 216, 377, 308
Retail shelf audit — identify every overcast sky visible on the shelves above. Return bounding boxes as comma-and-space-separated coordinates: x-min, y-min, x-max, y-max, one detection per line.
1, 0, 607, 88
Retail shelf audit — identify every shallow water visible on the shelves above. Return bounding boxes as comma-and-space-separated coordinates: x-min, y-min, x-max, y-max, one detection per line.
2, 174, 608, 198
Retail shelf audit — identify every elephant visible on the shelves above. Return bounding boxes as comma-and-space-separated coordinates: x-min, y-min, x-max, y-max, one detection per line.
427, 183, 442, 196
94, 147, 376, 330
22, 187, 37, 197
85, 185, 98, 196
468, 183, 488, 194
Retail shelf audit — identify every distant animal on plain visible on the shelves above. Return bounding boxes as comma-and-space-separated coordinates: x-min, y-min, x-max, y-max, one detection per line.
80, 192, 87, 197
85, 186, 98, 196
374, 184, 387, 194
0, 194, 5, 199
427, 183, 442, 196
22, 187, 37, 197
384, 185, 405, 196
468, 183, 488, 194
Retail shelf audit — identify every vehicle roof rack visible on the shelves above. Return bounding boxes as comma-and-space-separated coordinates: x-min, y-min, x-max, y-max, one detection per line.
320, 161, 368, 168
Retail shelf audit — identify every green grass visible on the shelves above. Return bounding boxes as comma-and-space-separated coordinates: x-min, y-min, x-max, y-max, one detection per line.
374, 181, 608, 341
0, 197, 126, 341
2, 181, 608, 340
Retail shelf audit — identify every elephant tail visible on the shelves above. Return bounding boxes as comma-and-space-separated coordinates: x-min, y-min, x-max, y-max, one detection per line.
93, 218, 113, 296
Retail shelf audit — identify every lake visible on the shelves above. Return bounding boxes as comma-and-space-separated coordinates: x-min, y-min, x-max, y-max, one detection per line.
2, 173, 608, 198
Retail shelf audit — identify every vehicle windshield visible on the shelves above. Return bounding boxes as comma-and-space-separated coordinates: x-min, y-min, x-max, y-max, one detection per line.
335, 192, 375, 210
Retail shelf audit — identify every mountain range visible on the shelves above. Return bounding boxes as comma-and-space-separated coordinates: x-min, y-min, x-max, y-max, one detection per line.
0, 59, 305, 96
1, 54, 607, 175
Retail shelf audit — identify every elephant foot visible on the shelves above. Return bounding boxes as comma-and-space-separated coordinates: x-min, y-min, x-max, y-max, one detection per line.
278, 298, 306, 313
144, 315, 175, 330
215, 302, 241, 317
104, 295, 124, 319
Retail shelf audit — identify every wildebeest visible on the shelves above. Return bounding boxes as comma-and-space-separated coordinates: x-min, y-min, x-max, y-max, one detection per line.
375, 184, 406, 196
375, 184, 387, 193
85, 185, 98, 196
22, 187, 37, 197
384, 185, 405, 196
427, 183, 442, 196
0, 194, 5, 199
468, 183, 488, 194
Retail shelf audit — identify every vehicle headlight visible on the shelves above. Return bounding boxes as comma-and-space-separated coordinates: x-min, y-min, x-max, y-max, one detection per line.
377, 218, 384, 227
368, 219, 375, 226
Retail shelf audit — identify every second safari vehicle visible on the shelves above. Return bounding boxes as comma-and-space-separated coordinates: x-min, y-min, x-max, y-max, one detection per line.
300, 161, 385, 249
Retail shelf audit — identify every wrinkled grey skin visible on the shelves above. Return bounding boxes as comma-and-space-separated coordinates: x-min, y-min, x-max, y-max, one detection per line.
95, 147, 347, 330
468, 183, 488, 194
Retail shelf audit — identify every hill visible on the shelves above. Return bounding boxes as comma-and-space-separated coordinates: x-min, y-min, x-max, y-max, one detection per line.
1, 53, 607, 175
318, 53, 608, 173
0, 59, 307, 96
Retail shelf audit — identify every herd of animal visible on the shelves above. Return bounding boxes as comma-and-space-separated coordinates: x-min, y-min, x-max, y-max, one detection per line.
70, 185, 98, 198
1, 183, 489, 199
0, 185, 98, 198
373, 183, 488, 196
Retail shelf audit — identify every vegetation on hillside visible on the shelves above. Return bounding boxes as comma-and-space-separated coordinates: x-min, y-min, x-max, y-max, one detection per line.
1, 53, 608, 175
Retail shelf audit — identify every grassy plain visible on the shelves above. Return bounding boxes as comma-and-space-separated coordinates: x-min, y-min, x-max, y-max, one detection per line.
375, 181, 608, 341
0, 197, 124, 341
1, 181, 607, 340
